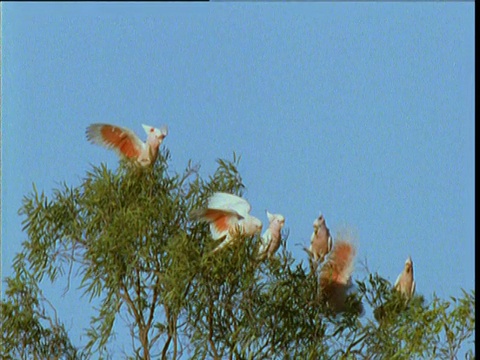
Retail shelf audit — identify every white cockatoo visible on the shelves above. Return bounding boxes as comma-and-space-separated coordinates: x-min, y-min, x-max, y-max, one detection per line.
257, 211, 285, 260
319, 240, 361, 314
309, 213, 333, 263
190, 192, 263, 253
86, 123, 168, 166
394, 256, 416, 300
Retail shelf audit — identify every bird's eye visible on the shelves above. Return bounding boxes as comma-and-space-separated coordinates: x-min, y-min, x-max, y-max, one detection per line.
150, 128, 154, 132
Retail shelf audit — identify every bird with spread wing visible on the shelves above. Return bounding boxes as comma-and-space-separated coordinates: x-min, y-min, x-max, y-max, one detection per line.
86, 123, 168, 166
191, 192, 262, 253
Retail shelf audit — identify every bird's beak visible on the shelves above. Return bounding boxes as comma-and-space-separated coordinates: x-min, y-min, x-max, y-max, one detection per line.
159, 125, 168, 136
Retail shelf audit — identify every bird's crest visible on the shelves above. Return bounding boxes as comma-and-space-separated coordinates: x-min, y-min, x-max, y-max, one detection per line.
266, 210, 274, 222
142, 124, 168, 138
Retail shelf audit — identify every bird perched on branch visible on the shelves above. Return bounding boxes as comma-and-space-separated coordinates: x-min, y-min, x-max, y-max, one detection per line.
257, 211, 285, 260
319, 240, 362, 314
394, 256, 416, 300
86, 123, 168, 166
374, 256, 417, 323
190, 192, 262, 253
309, 213, 333, 264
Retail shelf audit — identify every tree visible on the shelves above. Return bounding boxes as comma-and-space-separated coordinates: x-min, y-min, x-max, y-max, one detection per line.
1, 150, 475, 359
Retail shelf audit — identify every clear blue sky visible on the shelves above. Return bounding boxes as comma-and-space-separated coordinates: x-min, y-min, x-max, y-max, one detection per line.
2, 2, 475, 357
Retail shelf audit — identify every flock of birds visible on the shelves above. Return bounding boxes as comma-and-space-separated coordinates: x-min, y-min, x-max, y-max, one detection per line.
86, 122, 416, 312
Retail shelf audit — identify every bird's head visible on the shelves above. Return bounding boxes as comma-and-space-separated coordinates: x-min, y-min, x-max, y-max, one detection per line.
405, 256, 413, 272
142, 124, 168, 145
313, 213, 325, 230
253, 218, 263, 234
266, 210, 285, 228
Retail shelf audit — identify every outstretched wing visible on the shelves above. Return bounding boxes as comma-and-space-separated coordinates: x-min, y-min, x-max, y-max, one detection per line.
86, 123, 145, 159
190, 192, 254, 242
203, 209, 238, 240
207, 192, 252, 217
193, 208, 240, 240
321, 241, 356, 285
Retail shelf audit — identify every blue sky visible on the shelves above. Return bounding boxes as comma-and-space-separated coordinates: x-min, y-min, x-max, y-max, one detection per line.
2, 2, 475, 356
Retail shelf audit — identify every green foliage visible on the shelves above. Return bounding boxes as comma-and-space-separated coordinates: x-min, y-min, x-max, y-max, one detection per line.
357, 274, 475, 359
1, 149, 475, 359
1, 260, 78, 359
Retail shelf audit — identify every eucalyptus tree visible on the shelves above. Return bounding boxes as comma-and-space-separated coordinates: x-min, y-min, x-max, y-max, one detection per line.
1, 150, 475, 359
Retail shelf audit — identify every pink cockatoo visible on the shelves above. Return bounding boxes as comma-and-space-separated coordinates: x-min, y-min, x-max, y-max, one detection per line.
86, 123, 168, 166
190, 192, 263, 253
319, 240, 361, 313
394, 256, 416, 300
257, 211, 285, 260
309, 213, 333, 263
